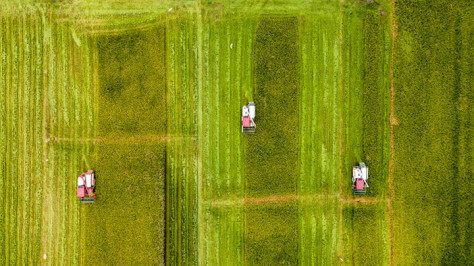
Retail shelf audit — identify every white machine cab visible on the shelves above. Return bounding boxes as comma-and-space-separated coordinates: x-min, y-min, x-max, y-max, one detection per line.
85, 172, 94, 188
248, 102, 255, 120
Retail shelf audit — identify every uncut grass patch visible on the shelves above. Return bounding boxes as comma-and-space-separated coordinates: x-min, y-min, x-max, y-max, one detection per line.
81, 143, 166, 265
97, 25, 166, 137
392, 1, 473, 264
360, 5, 391, 197
244, 202, 298, 265
342, 203, 389, 265
244, 17, 300, 197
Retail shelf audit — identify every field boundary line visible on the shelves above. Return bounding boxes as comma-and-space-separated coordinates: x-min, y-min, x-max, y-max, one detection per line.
48, 135, 196, 144
208, 193, 380, 207
40, 10, 51, 261
388, 0, 398, 265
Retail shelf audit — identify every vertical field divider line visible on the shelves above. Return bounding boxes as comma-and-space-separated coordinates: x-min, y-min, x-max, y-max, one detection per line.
4, 13, 10, 261
195, 7, 204, 266
10, 14, 19, 265
17, 12, 26, 263
388, 1, 397, 264
33, 9, 44, 263
0, 14, 6, 265
26, 12, 37, 263
298, 17, 311, 264
214, 21, 221, 199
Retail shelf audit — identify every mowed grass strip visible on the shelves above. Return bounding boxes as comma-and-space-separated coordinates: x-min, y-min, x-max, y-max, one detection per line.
165, 13, 200, 265
392, 1, 473, 264
298, 11, 344, 196
360, 5, 391, 197
0, 10, 46, 264
198, 12, 255, 265
298, 8, 346, 264
341, 8, 364, 195
244, 16, 300, 265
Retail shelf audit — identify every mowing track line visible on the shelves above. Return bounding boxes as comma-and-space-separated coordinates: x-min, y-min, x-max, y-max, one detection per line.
388, 0, 398, 265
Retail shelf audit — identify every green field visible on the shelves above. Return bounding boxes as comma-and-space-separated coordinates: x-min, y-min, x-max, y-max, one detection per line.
1, 0, 472, 265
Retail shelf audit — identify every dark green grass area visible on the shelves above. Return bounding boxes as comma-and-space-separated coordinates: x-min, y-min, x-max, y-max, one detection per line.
393, 1, 473, 264
244, 17, 300, 197
97, 26, 166, 136
360, 5, 391, 197
343, 203, 388, 265
81, 143, 165, 265
244, 202, 298, 265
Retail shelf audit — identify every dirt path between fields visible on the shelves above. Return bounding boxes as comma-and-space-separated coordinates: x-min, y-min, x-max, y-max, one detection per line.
210, 194, 379, 207
388, 0, 398, 265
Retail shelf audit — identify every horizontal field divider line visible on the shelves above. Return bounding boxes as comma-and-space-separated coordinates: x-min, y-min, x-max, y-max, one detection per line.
47, 135, 196, 144
206, 193, 383, 207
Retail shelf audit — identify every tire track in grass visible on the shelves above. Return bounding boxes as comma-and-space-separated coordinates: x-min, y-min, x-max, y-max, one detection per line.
26, 13, 37, 263
51, 17, 60, 263
166, 13, 199, 264
166, 15, 178, 264
195, 9, 204, 266
23, 13, 35, 262
57, 22, 66, 264
201, 18, 211, 265
208, 17, 220, 265
40, 8, 50, 264
4, 14, 11, 264
298, 17, 311, 265
219, 20, 232, 264
0, 15, 5, 265
18, 13, 26, 263
230, 19, 243, 266
32, 13, 44, 263
388, 0, 397, 264
9, 14, 19, 265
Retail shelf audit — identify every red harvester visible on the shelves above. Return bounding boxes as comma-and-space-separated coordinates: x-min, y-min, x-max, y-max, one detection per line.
77, 170, 96, 203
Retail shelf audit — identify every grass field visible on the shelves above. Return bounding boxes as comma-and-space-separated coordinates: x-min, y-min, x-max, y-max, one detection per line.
1, 0, 472, 265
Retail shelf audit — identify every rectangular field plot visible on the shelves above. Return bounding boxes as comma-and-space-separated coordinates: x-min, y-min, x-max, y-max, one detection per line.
244, 202, 298, 265
81, 143, 166, 265
298, 199, 340, 265
245, 17, 300, 197
392, 2, 473, 264
200, 205, 243, 265
165, 11, 255, 264
299, 12, 345, 195
97, 26, 166, 137
342, 203, 389, 265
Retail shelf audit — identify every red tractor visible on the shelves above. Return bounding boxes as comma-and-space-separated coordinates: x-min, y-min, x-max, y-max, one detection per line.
77, 170, 96, 203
